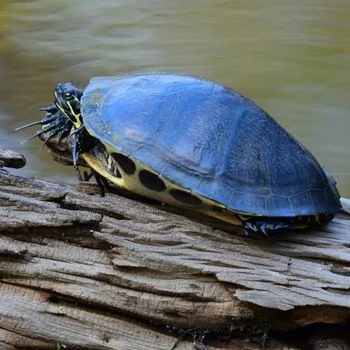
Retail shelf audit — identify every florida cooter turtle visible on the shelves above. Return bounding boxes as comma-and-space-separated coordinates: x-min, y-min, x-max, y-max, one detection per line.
18, 73, 341, 235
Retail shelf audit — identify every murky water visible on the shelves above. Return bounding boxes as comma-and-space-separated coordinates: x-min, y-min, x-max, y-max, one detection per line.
0, 0, 349, 196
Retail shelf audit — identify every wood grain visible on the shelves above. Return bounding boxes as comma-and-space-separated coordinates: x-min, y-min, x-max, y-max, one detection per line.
0, 149, 349, 349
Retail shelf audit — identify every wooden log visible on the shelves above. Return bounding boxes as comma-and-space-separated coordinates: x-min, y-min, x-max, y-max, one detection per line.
0, 149, 25, 169
0, 149, 349, 350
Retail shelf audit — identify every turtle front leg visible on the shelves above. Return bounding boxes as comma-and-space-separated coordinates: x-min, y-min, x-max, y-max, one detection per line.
243, 219, 291, 237
71, 126, 96, 167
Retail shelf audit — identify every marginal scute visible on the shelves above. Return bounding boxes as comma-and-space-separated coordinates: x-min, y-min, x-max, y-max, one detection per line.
112, 152, 136, 175
139, 169, 167, 192
170, 189, 202, 205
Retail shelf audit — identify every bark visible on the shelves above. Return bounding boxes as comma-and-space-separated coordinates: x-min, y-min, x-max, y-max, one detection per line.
0, 149, 349, 350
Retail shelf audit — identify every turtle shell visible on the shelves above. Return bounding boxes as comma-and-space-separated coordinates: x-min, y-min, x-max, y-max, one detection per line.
81, 73, 340, 217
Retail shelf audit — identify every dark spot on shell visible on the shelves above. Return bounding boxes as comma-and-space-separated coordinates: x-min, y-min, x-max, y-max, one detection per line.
139, 169, 166, 192
170, 189, 202, 205
112, 153, 136, 175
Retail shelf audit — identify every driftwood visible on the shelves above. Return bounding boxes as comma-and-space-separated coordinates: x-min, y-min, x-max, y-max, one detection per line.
0, 148, 350, 350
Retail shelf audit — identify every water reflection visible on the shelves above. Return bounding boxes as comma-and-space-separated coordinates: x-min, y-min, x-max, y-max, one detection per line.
0, 0, 349, 195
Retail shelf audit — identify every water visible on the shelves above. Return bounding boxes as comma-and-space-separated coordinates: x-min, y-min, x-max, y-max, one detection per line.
0, 0, 349, 195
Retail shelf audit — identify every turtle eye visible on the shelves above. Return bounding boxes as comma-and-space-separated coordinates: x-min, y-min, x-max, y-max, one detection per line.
64, 92, 73, 101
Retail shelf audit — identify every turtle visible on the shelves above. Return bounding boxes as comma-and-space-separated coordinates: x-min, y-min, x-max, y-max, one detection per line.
17, 73, 341, 235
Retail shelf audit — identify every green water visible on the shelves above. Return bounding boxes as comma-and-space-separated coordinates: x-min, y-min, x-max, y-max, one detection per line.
0, 0, 349, 196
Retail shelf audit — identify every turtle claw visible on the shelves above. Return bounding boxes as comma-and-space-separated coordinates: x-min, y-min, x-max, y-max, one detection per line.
40, 132, 57, 150
75, 167, 109, 197
39, 104, 58, 114
15, 120, 44, 132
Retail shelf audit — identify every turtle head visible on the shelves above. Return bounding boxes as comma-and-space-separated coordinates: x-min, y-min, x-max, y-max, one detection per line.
54, 83, 83, 129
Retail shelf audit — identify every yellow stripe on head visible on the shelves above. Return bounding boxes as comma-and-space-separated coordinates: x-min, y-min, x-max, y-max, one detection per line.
67, 98, 82, 128
54, 83, 83, 130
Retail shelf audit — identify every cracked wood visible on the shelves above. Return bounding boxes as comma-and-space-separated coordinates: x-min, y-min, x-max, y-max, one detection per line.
0, 149, 349, 349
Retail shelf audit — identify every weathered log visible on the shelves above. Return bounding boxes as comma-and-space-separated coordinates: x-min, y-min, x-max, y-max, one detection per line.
0, 149, 349, 350
0, 149, 25, 169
